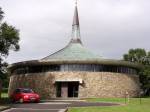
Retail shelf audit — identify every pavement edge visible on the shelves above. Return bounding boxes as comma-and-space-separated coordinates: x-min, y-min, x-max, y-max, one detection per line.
0, 106, 11, 112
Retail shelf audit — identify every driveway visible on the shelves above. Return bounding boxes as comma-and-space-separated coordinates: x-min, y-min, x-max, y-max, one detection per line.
2, 101, 119, 112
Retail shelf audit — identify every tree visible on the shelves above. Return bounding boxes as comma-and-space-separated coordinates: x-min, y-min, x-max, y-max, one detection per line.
0, 7, 20, 91
123, 48, 150, 96
139, 65, 150, 95
123, 48, 147, 63
0, 8, 3, 21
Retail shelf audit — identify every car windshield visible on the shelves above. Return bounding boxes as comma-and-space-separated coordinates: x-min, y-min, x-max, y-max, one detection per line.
21, 89, 33, 93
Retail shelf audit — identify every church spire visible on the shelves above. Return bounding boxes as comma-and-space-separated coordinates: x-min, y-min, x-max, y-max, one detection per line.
73, 2, 79, 26
70, 0, 82, 44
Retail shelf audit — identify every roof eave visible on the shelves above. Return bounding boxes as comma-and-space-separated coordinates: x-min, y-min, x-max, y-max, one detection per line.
8, 59, 143, 71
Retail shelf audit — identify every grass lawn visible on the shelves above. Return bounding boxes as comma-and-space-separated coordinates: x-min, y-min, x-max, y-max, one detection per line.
1, 92, 8, 98
0, 88, 10, 110
68, 98, 150, 112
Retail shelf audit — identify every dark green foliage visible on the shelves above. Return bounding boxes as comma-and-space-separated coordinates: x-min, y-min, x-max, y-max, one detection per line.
0, 23, 20, 56
139, 65, 150, 95
0, 7, 20, 88
123, 48, 150, 96
123, 48, 147, 63
0, 7, 3, 21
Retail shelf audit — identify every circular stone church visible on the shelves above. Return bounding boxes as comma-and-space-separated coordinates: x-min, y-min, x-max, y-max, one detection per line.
8, 4, 141, 99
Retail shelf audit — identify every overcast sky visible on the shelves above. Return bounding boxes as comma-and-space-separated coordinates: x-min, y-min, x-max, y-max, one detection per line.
0, 0, 150, 64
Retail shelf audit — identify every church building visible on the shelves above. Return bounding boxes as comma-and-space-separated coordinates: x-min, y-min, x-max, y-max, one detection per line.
8, 3, 141, 98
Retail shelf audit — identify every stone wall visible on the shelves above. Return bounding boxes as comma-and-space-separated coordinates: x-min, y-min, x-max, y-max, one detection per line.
8, 72, 140, 99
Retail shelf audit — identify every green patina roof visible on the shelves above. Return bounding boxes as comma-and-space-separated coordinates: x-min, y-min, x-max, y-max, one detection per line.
42, 42, 102, 61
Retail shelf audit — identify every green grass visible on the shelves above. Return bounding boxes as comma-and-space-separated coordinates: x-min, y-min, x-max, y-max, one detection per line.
1, 88, 8, 99
0, 89, 10, 111
0, 88, 10, 105
1, 92, 8, 98
69, 98, 150, 112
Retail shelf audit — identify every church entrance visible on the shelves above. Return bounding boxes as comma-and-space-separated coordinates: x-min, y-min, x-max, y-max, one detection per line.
56, 82, 79, 98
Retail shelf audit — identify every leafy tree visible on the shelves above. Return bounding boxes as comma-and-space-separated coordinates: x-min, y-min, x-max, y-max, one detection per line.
0, 7, 20, 89
123, 48, 150, 95
0, 8, 3, 20
123, 48, 147, 63
139, 65, 150, 95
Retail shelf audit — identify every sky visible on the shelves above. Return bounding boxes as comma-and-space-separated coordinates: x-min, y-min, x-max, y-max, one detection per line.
0, 0, 150, 64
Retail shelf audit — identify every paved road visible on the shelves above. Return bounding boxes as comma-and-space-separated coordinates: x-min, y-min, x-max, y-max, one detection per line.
2, 101, 119, 112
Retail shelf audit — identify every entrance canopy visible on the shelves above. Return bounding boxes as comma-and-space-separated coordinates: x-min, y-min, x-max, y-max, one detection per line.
55, 78, 83, 84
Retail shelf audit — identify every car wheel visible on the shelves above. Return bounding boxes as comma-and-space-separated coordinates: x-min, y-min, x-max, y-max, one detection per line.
19, 98, 24, 103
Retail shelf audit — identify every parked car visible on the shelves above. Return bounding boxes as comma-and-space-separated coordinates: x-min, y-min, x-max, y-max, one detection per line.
10, 88, 40, 103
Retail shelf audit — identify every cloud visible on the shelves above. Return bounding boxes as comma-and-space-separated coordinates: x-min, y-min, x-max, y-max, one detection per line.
0, 0, 150, 63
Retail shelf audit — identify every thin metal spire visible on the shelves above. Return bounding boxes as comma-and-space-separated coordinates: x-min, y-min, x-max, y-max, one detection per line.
72, 5, 79, 26
73, 0, 79, 26
70, 0, 82, 44
75, 0, 77, 6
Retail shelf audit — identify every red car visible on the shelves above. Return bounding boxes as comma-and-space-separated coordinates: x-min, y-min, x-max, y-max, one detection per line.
10, 88, 40, 103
